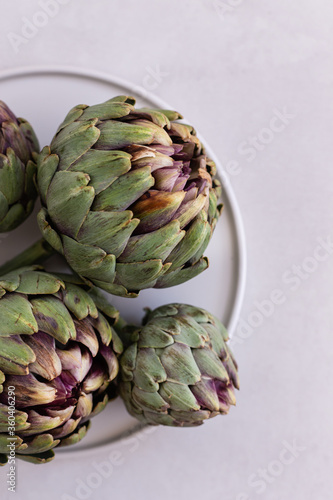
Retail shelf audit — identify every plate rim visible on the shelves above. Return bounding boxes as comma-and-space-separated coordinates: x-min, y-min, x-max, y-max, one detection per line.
0, 65, 247, 458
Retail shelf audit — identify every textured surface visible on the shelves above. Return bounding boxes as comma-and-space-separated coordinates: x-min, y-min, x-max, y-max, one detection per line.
37, 97, 222, 296
0, 0, 332, 499
119, 304, 239, 426
0, 267, 122, 465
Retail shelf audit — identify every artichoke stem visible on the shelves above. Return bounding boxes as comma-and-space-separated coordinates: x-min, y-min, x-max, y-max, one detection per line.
0, 238, 56, 275
113, 318, 139, 349
115, 316, 127, 331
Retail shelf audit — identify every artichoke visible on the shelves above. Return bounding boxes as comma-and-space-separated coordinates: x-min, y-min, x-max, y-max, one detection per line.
0, 101, 39, 232
37, 96, 222, 297
0, 267, 122, 464
119, 303, 239, 427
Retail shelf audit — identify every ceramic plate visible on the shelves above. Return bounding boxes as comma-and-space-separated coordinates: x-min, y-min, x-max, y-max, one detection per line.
0, 66, 246, 456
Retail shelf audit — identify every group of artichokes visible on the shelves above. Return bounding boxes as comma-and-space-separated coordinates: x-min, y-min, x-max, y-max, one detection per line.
0, 97, 239, 465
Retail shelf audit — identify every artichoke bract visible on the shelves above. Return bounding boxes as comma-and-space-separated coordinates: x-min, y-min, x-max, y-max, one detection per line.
0, 101, 39, 232
37, 96, 222, 297
0, 267, 122, 465
119, 304, 239, 427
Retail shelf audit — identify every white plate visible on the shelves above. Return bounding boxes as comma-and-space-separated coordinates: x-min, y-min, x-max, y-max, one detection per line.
0, 66, 246, 457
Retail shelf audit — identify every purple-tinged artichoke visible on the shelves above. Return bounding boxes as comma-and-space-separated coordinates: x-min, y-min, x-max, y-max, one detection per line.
119, 304, 239, 427
0, 101, 39, 232
37, 96, 222, 297
0, 267, 122, 464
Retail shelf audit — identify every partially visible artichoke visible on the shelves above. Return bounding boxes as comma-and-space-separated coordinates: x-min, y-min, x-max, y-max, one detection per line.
0, 101, 39, 232
0, 267, 122, 465
119, 304, 239, 427
37, 96, 222, 297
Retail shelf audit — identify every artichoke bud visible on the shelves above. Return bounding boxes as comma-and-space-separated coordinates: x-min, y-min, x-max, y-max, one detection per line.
0, 101, 39, 232
119, 303, 239, 427
37, 96, 223, 297
0, 267, 123, 465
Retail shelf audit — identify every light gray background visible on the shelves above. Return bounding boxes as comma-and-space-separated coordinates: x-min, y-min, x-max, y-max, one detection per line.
1, 1, 332, 499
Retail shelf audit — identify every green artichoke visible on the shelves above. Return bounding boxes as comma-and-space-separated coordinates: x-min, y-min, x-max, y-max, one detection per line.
119, 304, 239, 427
0, 267, 122, 465
37, 96, 222, 297
0, 101, 39, 232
